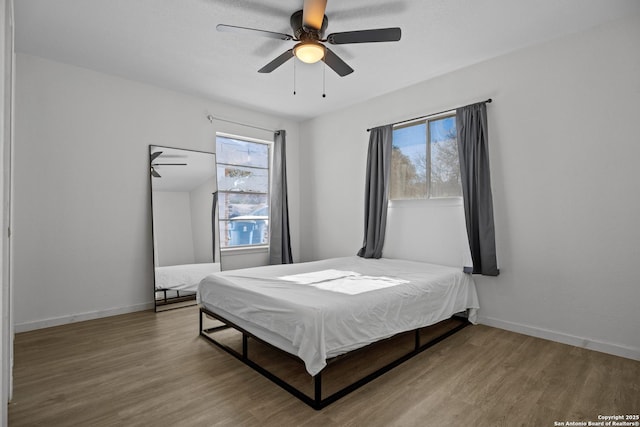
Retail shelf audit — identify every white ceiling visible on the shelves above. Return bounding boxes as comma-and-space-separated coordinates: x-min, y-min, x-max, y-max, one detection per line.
14, 0, 640, 121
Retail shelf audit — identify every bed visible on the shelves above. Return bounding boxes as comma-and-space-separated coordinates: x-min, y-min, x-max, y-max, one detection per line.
155, 262, 220, 305
197, 256, 479, 409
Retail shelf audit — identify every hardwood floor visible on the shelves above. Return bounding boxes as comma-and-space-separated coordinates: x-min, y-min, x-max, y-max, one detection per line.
9, 306, 639, 426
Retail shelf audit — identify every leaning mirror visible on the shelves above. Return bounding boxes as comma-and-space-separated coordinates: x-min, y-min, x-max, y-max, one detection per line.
150, 146, 221, 311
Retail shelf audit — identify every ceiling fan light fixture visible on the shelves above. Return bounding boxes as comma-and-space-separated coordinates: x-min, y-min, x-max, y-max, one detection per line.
293, 41, 325, 64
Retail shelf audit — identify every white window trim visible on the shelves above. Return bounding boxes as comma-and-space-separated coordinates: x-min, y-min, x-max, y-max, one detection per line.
215, 132, 272, 251
389, 197, 462, 209
217, 131, 273, 147
221, 245, 269, 254
390, 111, 462, 202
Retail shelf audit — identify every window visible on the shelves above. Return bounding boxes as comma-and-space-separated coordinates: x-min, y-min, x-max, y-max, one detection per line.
390, 114, 462, 200
216, 134, 270, 248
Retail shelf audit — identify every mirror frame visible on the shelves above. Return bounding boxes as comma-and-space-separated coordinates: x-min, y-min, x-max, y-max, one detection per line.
149, 145, 221, 312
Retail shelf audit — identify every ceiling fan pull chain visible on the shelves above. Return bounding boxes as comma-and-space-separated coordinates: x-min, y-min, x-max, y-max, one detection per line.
322, 61, 326, 98
293, 59, 297, 95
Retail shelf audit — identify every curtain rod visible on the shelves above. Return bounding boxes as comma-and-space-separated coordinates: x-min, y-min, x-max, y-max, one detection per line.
206, 114, 279, 134
366, 98, 492, 132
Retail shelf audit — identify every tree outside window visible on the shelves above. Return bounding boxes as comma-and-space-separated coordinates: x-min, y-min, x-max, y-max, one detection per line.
390, 115, 462, 200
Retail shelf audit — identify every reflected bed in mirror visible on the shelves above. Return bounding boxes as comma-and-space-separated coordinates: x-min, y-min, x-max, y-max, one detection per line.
150, 145, 221, 311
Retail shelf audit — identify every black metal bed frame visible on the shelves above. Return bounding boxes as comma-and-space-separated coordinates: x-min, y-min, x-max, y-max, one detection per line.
199, 306, 470, 410
155, 289, 196, 306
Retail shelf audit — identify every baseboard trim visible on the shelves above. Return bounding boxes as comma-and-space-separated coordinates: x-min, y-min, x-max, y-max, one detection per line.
15, 302, 155, 333
477, 315, 640, 361
16, 308, 640, 361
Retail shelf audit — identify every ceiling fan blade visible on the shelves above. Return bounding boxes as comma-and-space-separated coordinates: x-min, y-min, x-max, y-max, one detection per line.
151, 167, 161, 178
150, 151, 162, 161
258, 50, 294, 73
157, 154, 187, 159
327, 27, 401, 44
152, 163, 188, 166
302, 0, 327, 31
216, 24, 293, 41
322, 48, 354, 77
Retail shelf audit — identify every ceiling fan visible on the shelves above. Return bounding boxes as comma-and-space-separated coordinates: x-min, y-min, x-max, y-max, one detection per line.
216, 0, 402, 77
150, 151, 187, 178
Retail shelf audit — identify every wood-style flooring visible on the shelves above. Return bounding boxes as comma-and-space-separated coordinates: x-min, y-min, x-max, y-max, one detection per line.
9, 306, 640, 426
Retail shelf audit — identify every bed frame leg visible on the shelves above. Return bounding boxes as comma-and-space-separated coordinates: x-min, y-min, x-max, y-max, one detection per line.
242, 334, 248, 360
314, 372, 322, 409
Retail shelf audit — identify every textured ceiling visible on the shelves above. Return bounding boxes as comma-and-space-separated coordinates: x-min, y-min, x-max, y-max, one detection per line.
14, 0, 640, 121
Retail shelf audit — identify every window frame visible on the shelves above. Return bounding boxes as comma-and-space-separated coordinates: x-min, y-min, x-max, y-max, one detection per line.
390, 111, 462, 201
215, 132, 272, 251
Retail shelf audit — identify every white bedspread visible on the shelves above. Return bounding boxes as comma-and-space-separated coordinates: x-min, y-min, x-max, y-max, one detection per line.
155, 263, 220, 291
280, 269, 410, 294
198, 257, 479, 376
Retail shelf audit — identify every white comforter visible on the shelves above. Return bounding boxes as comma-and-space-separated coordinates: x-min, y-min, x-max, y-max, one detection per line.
198, 257, 479, 376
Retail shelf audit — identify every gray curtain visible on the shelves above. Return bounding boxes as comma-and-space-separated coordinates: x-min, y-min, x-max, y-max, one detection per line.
457, 102, 499, 276
211, 192, 218, 262
269, 130, 293, 264
357, 125, 393, 259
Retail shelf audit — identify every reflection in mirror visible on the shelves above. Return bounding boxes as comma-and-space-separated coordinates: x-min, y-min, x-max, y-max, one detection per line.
150, 146, 221, 311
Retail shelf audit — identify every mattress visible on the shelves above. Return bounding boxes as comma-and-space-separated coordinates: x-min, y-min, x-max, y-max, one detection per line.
155, 263, 220, 291
198, 256, 479, 375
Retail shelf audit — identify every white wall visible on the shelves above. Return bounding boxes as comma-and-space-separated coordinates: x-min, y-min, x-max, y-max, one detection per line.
385, 198, 471, 268
190, 176, 217, 264
152, 191, 194, 267
13, 54, 300, 331
299, 15, 640, 360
